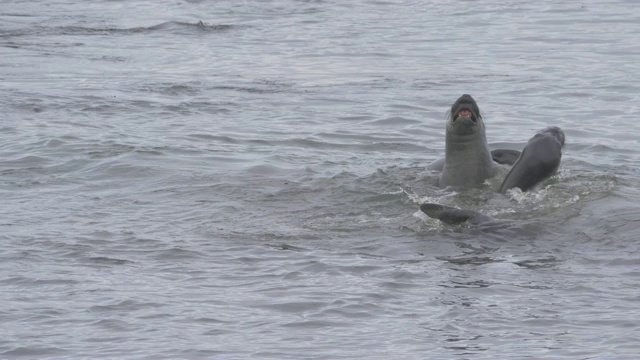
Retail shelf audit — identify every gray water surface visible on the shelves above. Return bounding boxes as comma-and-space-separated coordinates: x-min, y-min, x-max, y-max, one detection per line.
2, 0, 640, 358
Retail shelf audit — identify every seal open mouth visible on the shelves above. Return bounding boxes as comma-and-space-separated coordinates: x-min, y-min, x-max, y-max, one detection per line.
455, 109, 476, 122
450, 94, 481, 124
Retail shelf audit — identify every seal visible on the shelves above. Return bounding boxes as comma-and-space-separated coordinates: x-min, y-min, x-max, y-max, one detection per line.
429, 94, 522, 187
422, 126, 566, 225
499, 126, 565, 193
420, 203, 491, 225
436, 94, 497, 188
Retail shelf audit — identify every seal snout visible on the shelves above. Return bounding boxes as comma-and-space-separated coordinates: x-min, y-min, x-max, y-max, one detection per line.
450, 94, 481, 123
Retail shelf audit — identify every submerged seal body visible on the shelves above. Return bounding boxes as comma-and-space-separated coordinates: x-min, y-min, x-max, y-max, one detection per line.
420, 203, 491, 225
438, 94, 497, 188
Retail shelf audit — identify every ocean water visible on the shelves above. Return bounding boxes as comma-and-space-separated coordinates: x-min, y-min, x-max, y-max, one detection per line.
1, 0, 640, 358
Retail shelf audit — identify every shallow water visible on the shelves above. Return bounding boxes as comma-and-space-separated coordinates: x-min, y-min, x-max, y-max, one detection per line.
2, 0, 640, 358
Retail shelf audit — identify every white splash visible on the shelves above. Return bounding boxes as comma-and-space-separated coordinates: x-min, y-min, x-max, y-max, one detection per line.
506, 187, 548, 204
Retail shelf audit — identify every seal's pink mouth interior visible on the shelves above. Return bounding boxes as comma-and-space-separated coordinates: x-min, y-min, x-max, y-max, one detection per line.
457, 109, 472, 118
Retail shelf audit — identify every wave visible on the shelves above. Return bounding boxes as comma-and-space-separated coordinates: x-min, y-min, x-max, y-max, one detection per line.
0, 21, 238, 38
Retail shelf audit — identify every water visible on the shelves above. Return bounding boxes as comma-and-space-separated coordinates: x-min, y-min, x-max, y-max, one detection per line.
1, 0, 640, 358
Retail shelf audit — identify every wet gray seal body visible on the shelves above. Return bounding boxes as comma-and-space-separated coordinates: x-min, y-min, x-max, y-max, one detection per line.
438, 94, 498, 188
420, 203, 492, 225
498, 126, 565, 193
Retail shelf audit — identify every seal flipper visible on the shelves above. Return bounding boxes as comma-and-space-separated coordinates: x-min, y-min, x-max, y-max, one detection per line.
499, 127, 565, 193
491, 149, 521, 166
420, 203, 492, 225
